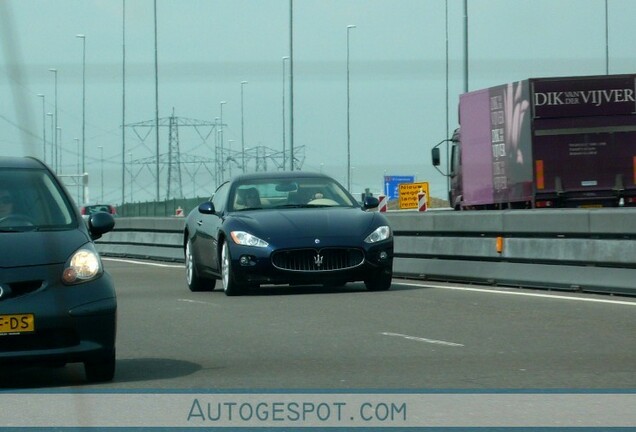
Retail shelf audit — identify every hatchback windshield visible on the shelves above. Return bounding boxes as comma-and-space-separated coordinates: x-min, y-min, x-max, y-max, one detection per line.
229, 177, 358, 211
0, 168, 76, 230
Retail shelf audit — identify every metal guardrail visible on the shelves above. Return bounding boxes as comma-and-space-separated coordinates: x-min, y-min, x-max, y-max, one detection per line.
95, 209, 636, 296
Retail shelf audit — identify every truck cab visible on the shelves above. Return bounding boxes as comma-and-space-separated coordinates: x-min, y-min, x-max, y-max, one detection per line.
432, 129, 462, 209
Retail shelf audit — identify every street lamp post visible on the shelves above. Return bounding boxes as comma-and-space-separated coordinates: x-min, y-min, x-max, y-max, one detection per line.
214, 117, 220, 185
76, 35, 86, 202
240, 81, 248, 174
218, 129, 224, 181
122, 0, 127, 206
48, 68, 58, 172
46, 113, 53, 165
56, 127, 62, 171
346, 24, 356, 191
98, 146, 104, 202
74, 138, 80, 174
282, 57, 289, 170
128, 152, 133, 202
289, 0, 294, 171
605, 0, 609, 74
220, 101, 227, 181
74, 138, 80, 203
153, 0, 159, 202
350, 166, 355, 195
36, 94, 46, 163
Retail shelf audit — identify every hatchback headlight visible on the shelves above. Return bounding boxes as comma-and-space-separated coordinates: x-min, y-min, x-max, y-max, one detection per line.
365, 225, 391, 243
62, 244, 102, 284
230, 231, 269, 248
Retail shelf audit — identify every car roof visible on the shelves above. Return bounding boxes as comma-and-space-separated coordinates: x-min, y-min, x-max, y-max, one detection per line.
0, 156, 47, 170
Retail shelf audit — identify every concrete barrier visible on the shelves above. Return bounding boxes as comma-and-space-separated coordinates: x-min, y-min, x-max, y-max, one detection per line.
95, 209, 636, 296
389, 209, 636, 296
96, 217, 185, 262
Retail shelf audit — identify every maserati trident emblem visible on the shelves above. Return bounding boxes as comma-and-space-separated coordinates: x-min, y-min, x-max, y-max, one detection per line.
314, 253, 324, 267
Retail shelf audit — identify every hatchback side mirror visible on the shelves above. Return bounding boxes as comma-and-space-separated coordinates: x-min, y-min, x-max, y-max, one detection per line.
89, 212, 115, 240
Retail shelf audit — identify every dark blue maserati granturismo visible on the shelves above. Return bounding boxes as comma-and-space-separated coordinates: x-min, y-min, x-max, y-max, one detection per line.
183, 172, 393, 296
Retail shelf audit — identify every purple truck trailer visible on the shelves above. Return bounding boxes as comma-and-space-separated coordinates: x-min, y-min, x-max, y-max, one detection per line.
432, 74, 636, 209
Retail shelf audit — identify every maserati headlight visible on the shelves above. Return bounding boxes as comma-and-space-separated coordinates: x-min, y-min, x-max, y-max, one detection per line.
62, 244, 102, 284
230, 231, 269, 248
364, 225, 391, 243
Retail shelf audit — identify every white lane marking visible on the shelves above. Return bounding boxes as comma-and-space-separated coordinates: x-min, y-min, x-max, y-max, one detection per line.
178, 298, 220, 307
101, 260, 636, 306
381, 332, 464, 347
396, 281, 636, 307
103, 257, 182, 268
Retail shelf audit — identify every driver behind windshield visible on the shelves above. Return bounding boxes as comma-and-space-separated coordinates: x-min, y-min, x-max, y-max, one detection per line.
0, 189, 14, 218
244, 188, 261, 208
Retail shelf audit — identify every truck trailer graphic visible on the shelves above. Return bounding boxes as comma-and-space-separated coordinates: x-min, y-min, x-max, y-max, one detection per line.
433, 73, 636, 209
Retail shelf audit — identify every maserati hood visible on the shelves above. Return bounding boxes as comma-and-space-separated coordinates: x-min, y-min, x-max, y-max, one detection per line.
231, 207, 382, 242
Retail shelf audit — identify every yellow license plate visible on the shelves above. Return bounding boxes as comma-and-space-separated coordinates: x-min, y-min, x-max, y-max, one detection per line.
0, 314, 35, 335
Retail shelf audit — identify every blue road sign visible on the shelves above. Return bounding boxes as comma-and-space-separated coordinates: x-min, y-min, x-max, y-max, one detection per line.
384, 175, 415, 200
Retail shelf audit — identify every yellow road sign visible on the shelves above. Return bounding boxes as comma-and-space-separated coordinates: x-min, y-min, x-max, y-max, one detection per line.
398, 182, 429, 209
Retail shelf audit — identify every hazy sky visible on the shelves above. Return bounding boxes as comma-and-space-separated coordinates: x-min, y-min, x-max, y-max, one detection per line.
1, 0, 635, 204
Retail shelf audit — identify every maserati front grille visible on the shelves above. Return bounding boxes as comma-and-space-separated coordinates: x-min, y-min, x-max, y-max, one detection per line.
272, 248, 364, 272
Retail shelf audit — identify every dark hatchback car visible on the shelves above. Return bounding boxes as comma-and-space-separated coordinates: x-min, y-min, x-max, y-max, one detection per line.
0, 157, 117, 382
184, 171, 393, 296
